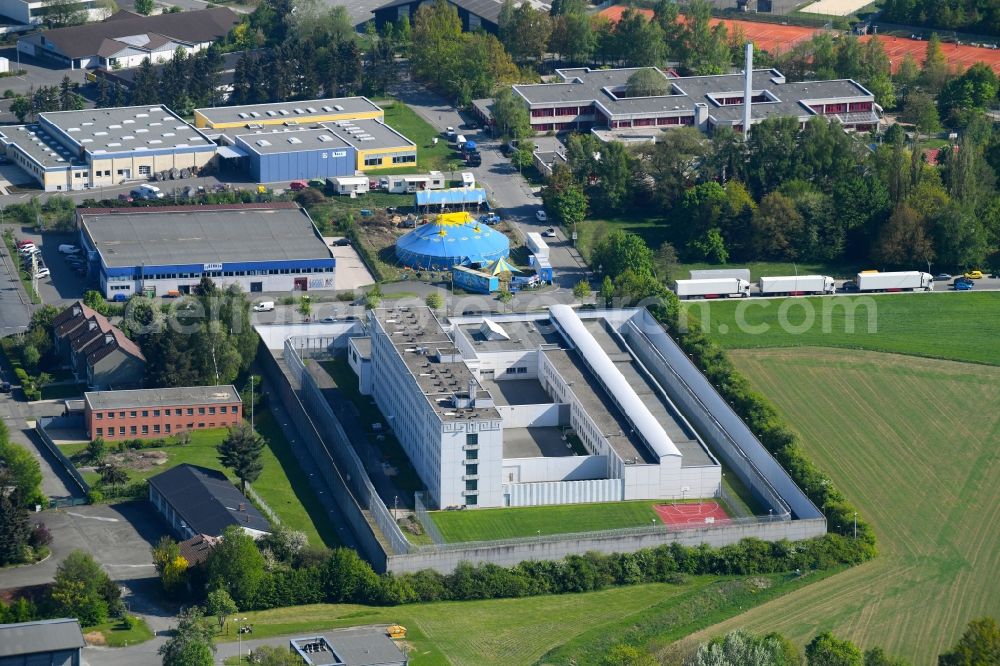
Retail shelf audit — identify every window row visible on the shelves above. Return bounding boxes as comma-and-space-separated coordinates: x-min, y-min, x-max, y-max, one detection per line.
94, 405, 236, 419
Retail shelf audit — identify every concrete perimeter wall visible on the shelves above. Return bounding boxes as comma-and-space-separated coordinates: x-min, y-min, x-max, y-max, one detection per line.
502, 454, 607, 483
387, 517, 828, 574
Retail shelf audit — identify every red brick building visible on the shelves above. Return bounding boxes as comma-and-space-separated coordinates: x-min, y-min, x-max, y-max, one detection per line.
83, 385, 242, 441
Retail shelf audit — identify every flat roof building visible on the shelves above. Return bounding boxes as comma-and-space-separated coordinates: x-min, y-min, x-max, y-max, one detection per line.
290, 630, 408, 666
83, 385, 242, 441
148, 463, 271, 539
194, 96, 384, 130
0, 618, 85, 666
230, 119, 416, 182
512, 66, 879, 138
0, 105, 216, 192
76, 203, 336, 299
359, 305, 719, 508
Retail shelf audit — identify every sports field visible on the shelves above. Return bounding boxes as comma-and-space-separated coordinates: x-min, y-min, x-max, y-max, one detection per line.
680, 348, 1000, 663
431, 500, 706, 542
686, 291, 1000, 366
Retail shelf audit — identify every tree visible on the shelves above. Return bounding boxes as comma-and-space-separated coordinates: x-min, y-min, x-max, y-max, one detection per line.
572, 279, 592, 301
919, 33, 950, 94
636, 126, 707, 208
83, 290, 110, 315
687, 629, 800, 666
216, 422, 265, 494
550, 11, 594, 64
677, 0, 731, 74
497, 287, 514, 308
97, 462, 128, 488
501, 3, 551, 64
425, 292, 444, 311
10, 96, 31, 123
599, 275, 615, 307
901, 91, 941, 136
875, 203, 935, 266
864, 647, 911, 666
752, 192, 804, 260
365, 284, 382, 310
625, 68, 668, 98
159, 607, 215, 666
938, 63, 1000, 125
655, 242, 680, 282
152, 536, 188, 595
806, 632, 864, 666
297, 294, 312, 318
593, 230, 655, 278
0, 471, 30, 566
133, 0, 153, 14
206, 525, 266, 608
594, 141, 633, 210
492, 87, 531, 142
42, 0, 87, 26
603, 644, 657, 666
250, 645, 303, 665
550, 183, 588, 230
206, 588, 237, 633
938, 616, 1000, 665
0, 437, 45, 508
746, 116, 802, 198
259, 524, 307, 563
50, 550, 120, 626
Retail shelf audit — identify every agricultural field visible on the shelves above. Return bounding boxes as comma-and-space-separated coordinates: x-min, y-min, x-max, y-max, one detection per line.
682, 348, 1000, 663
687, 291, 1000, 366
61, 414, 338, 548
219, 573, 822, 666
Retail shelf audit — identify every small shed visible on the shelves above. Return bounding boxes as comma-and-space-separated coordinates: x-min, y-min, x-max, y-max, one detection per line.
452, 265, 499, 294
461, 172, 475, 187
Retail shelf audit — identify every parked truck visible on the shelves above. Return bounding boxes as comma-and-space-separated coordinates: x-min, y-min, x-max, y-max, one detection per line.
856, 271, 934, 292
758, 275, 836, 296
674, 278, 751, 299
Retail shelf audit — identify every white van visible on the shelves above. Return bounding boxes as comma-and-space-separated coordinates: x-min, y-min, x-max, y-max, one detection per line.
134, 184, 165, 199
58, 244, 79, 254
252, 301, 275, 312
455, 134, 467, 148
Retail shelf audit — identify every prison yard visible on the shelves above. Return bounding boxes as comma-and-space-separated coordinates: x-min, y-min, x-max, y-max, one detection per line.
676, 296, 1000, 662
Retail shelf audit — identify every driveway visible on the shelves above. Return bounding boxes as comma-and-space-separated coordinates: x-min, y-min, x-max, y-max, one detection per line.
0, 230, 31, 337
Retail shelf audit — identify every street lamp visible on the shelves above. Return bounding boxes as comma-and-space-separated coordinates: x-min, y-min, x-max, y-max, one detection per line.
853, 512, 858, 540
237, 617, 247, 662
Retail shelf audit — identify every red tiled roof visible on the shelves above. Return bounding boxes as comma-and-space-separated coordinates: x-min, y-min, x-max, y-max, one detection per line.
53, 300, 145, 366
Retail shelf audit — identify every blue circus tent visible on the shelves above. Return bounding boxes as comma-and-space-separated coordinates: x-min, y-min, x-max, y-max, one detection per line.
396, 212, 510, 270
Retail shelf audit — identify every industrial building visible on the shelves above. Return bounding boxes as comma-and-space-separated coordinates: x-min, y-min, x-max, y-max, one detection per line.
354, 305, 721, 508
395, 212, 509, 271
15, 8, 238, 68
0, 618, 85, 666
148, 463, 270, 539
512, 64, 879, 138
0, 105, 216, 192
77, 203, 336, 298
194, 96, 384, 131
83, 385, 242, 441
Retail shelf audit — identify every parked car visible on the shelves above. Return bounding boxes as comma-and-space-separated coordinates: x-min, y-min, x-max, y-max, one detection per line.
954, 279, 974, 290
15, 239, 34, 249
840, 280, 859, 292
933, 273, 952, 281
58, 244, 79, 254
18, 244, 37, 256
963, 269, 984, 279
445, 127, 455, 138
331, 238, 351, 247
252, 301, 275, 312
0, 380, 11, 393
535, 210, 547, 222
542, 227, 556, 237
480, 214, 501, 225
289, 180, 308, 191
321, 316, 337, 323
34, 267, 50, 279
118, 193, 134, 203
112, 293, 128, 302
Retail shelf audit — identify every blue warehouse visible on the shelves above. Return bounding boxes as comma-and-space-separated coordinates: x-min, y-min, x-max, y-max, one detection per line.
77, 203, 337, 299
235, 127, 358, 183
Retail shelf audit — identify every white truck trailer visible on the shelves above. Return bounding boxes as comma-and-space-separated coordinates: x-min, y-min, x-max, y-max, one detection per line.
674, 278, 751, 299
526, 232, 550, 260
758, 275, 836, 296
856, 271, 934, 292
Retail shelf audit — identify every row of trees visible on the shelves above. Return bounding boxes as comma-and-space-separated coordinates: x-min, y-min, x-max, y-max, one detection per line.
881, 0, 1000, 36
683, 619, 1000, 666
0, 418, 48, 567
109, 47, 226, 115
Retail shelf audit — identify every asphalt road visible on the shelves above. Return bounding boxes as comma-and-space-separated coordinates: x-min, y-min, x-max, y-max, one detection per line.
0, 227, 31, 337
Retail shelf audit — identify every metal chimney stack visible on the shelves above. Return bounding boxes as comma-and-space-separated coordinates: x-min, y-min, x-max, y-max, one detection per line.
743, 42, 753, 139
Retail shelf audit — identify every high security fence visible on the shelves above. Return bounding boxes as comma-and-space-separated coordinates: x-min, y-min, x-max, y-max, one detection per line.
283, 338, 412, 556
414, 491, 446, 545
36, 417, 90, 498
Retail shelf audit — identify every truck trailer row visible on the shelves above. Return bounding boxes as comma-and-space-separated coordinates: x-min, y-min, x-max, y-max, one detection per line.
674, 272, 934, 299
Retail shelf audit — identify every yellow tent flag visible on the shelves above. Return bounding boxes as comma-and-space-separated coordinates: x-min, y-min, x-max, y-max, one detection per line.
435, 212, 475, 227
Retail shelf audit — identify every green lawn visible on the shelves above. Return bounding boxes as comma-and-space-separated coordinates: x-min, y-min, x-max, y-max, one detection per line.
682, 348, 1000, 664
377, 100, 457, 174
83, 616, 154, 647
430, 500, 714, 542
688, 291, 1000, 366
68, 421, 338, 547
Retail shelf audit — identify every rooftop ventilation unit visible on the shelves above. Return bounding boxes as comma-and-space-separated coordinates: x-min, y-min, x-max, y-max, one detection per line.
246, 123, 262, 130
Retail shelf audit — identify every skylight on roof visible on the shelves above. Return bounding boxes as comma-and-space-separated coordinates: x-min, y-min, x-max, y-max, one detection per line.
306, 107, 317, 113
164, 132, 175, 137
238, 112, 250, 119
250, 111, 261, 118
288, 136, 301, 144
136, 114, 148, 118
256, 139, 271, 147
148, 108, 159, 113
334, 105, 345, 111
279, 109, 289, 116
148, 139, 162, 144
266, 110, 277, 117
322, 106, 333, 112
94, 131, 108, 136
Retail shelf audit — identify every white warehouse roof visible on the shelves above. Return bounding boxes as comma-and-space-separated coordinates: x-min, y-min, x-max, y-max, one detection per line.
549, 304, 681, 460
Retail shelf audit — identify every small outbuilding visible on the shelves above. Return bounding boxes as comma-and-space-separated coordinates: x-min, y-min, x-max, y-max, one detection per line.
329, 175, 370, 196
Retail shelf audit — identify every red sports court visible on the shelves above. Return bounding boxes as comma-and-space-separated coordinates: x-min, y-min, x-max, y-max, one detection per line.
655, 501, 731, 526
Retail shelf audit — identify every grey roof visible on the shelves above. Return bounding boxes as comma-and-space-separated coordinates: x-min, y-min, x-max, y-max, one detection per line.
327, 631, 408, 666
349, 336, 372, 359
323, 119, 415, 151
236, 127, 352, 155
24, 8, 238, 60
97, 49, 259, 89
81, 206, 333, 268
85, 385, 240, 411
514, 67, 874, 124
195, 96, 382, 127
0, 124, 86, 168
148, 463, 271, 536
0, 619, 85, 657
373, 307, 500, 421
41, 105, 211, 157
374, 0, 503, 23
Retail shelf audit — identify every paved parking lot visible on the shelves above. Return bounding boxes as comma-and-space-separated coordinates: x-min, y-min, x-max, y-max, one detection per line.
327, 237, 375, 292
0, 502, 164, 591
11, 229, 90, 306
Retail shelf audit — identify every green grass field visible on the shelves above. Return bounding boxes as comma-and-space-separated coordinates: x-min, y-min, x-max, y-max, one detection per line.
430, 500, 707, 542
681, 348, 1000, 663
64, 417, 338, 547
687, 291, 1000, 366
83, 616, 154, 647
378, 101, 457, 174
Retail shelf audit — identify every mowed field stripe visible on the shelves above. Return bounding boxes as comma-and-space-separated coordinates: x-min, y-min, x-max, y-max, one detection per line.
682, 348, 1000, 663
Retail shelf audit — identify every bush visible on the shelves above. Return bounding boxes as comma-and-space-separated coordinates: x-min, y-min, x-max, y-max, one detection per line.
29, 523, 52, 549
336, 291, 356, 302
86, 489, 104, 504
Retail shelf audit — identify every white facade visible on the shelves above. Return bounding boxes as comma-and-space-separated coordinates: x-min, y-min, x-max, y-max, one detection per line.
0, 0, 108, 26
98, 270, 336, 300
359, 306, 722, 509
